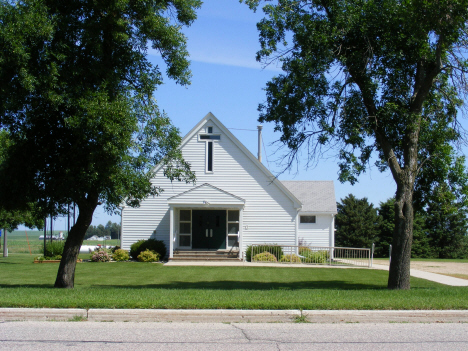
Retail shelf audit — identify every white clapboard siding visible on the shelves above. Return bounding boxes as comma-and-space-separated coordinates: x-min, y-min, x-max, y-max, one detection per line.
297, 215, 333, 247
122, 114, 299, 254
122, 113, 337, 256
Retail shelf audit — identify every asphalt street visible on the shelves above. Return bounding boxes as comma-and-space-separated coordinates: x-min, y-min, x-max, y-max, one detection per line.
1, 321, 467, 351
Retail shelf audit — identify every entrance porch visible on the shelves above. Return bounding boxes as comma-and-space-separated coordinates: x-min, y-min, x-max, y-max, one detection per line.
167, 183, 245, 259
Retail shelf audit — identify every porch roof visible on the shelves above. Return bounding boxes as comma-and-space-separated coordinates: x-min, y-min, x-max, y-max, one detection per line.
167, 183, 245, 206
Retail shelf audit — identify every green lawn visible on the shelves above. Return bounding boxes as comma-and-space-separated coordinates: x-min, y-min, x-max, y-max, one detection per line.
2, 231, 119, 254
0, 254, 467, 310
373, 258, 468, 263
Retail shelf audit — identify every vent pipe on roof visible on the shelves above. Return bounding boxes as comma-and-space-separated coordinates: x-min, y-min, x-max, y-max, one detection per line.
257, 125, 263, 163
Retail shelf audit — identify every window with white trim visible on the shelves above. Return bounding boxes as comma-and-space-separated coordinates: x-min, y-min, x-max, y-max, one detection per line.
300, 215, 316, 224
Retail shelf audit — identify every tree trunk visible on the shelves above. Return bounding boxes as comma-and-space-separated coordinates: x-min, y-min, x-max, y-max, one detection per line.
387, 180, 414, 290
54, 194, 98, 288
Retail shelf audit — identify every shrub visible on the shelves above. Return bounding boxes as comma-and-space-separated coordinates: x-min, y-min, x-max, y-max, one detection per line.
41, 240, 65, 258
245, 245, 284, 262
140, 239, 167, 259
111, 245, 121, 253
91, 249, 111, 262
300, 249, 329, 264
130, 240, 146, 259
112, 249, 129, 262
279, 254, 302, 263
137, 249, 160, 262
252, 251, 277, 262
130, 239, 167, 259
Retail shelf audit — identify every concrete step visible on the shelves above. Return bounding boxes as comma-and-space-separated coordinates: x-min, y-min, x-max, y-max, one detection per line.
170, 257, 241, 262
174, 251, 239, 256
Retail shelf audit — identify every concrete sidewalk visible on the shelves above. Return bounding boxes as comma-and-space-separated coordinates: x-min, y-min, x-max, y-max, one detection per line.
165, 260, 468, 286
1, 308, 467, 323
371, 263, 468, 286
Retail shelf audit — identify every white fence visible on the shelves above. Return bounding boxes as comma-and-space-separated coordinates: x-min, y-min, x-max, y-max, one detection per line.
248, 244, 372, 268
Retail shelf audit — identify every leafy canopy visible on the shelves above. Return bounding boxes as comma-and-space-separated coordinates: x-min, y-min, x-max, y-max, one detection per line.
0, 0, 199, 216
243, 0, 468, 194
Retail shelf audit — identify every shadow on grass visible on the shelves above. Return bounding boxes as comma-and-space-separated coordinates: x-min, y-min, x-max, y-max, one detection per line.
0, 284, 54, 288
89, 280, 386, 290
0, 281, 439, 291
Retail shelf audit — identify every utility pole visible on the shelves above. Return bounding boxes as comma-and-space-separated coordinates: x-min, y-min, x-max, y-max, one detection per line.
2, 228, 7, 257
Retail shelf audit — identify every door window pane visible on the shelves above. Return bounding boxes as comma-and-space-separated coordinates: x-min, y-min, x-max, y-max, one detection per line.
228, 223, 239, 234
228, 235, 238, 247
179, 235, 191, 247
180, 210, 191, 222
180, 222, 191, 234
228, 210, 239, 222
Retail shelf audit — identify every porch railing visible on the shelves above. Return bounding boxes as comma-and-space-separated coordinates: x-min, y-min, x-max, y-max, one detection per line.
248, 244, 372, 268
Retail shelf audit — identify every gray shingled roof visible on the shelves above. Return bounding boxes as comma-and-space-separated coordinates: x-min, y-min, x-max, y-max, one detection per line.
281, 181, 337, 213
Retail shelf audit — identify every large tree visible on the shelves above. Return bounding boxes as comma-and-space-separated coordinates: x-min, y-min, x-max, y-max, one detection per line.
0, 0, 199, 287
426, 184, 468, 258
244, 0, 468, 289
0, 131, 44, 232
335, 194, 381, 249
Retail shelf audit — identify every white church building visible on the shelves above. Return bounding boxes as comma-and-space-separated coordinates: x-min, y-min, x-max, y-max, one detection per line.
121, 113, 337, 259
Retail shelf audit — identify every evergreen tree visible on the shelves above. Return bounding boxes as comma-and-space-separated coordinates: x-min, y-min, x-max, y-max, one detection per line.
335, 195, 381, 249
425, 186, 468, 259
378, 198, 433, 258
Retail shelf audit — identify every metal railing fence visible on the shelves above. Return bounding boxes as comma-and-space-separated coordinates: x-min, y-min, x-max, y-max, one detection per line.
248, 244, 372, 267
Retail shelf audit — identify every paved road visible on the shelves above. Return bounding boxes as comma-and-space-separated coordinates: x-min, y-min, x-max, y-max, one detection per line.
1, 321, 467, 350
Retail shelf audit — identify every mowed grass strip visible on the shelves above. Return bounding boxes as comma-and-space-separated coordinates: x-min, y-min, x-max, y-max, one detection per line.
0, 254, 467, 310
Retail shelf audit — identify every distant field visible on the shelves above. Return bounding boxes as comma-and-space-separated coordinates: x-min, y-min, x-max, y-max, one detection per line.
2, 230, 120, 254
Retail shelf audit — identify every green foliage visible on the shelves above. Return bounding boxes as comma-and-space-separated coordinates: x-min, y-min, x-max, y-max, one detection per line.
425, 186, 468, 259
252, 251, 277, 262
91, 249, 111, 262
41, 241, 65, 259
243, 0, 468, 289
130, 239, 167, 259
245, 245, 284, 262
335, 195, 381, 249
0, 0, 199, 287
130, 240, 146, 259
137, 249, 160, 262
1, 254, 467, 310
86, 221, 120, 240
299, 248, 329, 264
140, 239, 167, 259
112, 249, 130, 262
279, 254, 301, 263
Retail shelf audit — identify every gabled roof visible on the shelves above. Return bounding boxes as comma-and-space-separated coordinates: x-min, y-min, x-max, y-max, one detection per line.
281, 181, 337, 214
158, 112, 302, 209
168, 183, 245, 205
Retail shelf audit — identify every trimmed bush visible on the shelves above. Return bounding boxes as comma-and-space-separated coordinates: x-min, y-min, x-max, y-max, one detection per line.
41, 240, 65, 259
112, 249, 129, 262
279, 254, 302, 263
111, 245, 121, 253
130, 239, 167, 259
130, 240, 146, 259
245, 245, 284, 262
137, 249, 160, 262
252, 251, 277, 262
300, 249, 329, 264
91, 249, 111, 262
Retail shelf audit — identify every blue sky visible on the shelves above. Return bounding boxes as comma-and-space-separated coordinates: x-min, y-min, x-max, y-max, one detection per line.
51, 0, 398, 230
